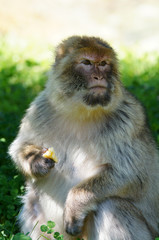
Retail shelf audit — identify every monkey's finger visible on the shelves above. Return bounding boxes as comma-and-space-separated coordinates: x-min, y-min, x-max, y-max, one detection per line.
31, 157, 55, 177
43, 157, 55, 168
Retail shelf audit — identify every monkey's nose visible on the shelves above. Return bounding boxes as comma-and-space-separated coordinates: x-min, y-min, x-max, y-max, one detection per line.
92, 74, 104, 81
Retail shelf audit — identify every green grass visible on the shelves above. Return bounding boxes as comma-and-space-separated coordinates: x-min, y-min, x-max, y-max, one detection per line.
120, 52, 159, 141
0, 37, 50, 239
0, 37, 159, 239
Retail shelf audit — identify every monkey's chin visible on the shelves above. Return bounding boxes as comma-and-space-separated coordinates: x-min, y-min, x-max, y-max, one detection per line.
83, 91, 111, 107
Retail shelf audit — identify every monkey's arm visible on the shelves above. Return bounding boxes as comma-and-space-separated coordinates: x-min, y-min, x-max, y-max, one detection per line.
9, 141, 55, 178
8, 94, 56, 178
64, 142, 150, 236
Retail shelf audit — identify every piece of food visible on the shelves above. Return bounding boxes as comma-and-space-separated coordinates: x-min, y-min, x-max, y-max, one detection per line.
42, 147, 58, 163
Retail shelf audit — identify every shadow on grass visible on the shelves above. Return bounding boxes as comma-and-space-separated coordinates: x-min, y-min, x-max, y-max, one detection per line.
0, 62, 47, 234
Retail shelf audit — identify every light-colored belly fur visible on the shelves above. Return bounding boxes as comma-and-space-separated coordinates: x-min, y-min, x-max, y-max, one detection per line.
32, 146, 102, 235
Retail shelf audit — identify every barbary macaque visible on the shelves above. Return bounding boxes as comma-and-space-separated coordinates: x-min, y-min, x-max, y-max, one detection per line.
9, 36, 159, 240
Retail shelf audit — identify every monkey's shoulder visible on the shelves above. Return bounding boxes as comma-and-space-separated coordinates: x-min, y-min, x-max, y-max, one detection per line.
22, 92, 56, 126
101, 93, 145, 135
122, 89, 152, 132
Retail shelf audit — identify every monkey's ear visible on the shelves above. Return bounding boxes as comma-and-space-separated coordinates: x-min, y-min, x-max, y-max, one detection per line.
55, 44, 74, 63
55, 42, 74, 63
55, 44, 65, 61
54, 36, 80, 63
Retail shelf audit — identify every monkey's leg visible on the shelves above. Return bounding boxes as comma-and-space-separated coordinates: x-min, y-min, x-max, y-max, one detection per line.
18, 185, 51, 240
87, 198, 154, 240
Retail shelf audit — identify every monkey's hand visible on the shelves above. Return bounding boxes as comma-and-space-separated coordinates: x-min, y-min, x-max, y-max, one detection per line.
63, 161, 146, 236
20, 145, 55, 177
64, 188, 95, 236
63, 164, 111, 236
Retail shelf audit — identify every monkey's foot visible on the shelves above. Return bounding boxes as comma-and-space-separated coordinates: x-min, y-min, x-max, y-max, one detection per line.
64, 217, 83, 236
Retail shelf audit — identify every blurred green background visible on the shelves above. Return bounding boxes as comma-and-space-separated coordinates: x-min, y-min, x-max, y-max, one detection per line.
0, 0, 159, 239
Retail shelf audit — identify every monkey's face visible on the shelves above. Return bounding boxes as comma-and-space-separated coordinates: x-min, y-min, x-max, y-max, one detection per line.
74, 50, 118, 107
53, 37, 121, 108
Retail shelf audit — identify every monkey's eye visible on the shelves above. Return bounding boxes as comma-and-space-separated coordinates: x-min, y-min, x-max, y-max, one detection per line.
99, 61, 107, 66
81, 59, 92, 65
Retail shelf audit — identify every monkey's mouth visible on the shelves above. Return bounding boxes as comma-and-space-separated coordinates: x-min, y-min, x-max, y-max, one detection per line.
88, 86, 107, 95
83, 87, 111, 107
87, 80, 108, 95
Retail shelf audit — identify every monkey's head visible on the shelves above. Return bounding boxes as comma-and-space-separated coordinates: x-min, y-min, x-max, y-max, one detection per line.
48, 36, 123, 117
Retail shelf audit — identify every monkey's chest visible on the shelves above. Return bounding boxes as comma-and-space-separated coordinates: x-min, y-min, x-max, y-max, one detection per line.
54, 143, 105, 183
36, 145, 105, 230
